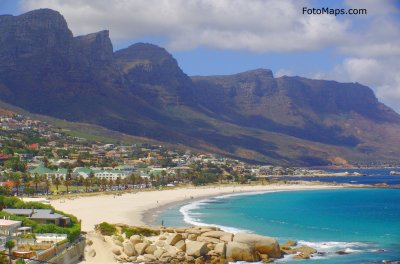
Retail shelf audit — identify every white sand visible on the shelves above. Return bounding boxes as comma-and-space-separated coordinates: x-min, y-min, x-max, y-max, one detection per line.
51, 183, 342, 232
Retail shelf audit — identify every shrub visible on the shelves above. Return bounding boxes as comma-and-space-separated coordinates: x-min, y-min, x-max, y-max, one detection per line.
97, 222, 116, 236
121, 226, 159, 238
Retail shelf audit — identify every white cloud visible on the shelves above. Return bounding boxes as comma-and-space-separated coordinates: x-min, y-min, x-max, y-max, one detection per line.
20, 0, 349, 52
275, 68, 293, 77
311, 57, 400, 112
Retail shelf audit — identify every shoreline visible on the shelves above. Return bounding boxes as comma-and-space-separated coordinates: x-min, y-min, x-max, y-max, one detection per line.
142, 186, 339, 228
51, 182, 348, 232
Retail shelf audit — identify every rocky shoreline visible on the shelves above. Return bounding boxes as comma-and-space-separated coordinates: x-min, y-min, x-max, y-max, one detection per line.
85, 224, 320, 263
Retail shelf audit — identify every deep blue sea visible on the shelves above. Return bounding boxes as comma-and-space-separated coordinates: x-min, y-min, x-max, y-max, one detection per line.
277, 168, 400, 186
158, 170, 400, 263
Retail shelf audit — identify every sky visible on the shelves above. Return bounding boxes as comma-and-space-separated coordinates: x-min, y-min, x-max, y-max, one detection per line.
1, 0, 400, 112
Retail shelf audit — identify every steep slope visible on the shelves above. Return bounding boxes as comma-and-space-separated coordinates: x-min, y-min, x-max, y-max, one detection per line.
0, 9, 400, 166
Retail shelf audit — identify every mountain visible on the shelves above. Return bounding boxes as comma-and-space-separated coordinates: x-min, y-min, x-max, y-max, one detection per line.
1, 9, 400, 166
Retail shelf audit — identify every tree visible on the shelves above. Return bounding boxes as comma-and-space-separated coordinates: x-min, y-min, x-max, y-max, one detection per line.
5, 240, 15, 264
122, 178, 128, 190
64, 178, 72, 193
11, 174, 21, 196
43, 157, 49, 168
100, 178, 107, 191
84, 178, 90, 192
4, 157, 26, 172
54, 177, 61, 192
107, 179, 114, 190
44, 179, 51, 195
33, 173, 41, 195
115, 177, 121, 190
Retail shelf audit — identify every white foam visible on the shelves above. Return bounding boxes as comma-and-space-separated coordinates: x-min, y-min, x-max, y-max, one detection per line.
297, 240, 369, 253
179, 197, 249, 233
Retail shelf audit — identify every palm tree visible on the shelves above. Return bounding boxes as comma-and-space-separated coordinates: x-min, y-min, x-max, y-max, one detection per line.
5, 240, 15, 264
84, 178, 90, 192
64, 178, 72, 193
45, 179, 51, 195
122, 178, 129, 190
54, 177, 61, 192
33, 173, 41, 195
24, 180, 32, 195
115, 177, 121, 190
107, 179, 114, 190
12, 174, 21, 196
100, 178, 107, 191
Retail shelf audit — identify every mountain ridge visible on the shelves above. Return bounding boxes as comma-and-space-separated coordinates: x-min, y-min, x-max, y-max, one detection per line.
0, 9, 400, 166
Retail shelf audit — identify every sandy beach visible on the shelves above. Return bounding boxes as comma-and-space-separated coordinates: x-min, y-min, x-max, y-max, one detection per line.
51, 183, 342, 232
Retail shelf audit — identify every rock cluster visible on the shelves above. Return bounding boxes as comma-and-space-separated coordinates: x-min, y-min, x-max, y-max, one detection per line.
108, 225, 284, 263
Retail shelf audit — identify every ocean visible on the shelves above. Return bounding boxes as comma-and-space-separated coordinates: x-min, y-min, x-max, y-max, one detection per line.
276, 168, 400, 186
157, 170, 400, 263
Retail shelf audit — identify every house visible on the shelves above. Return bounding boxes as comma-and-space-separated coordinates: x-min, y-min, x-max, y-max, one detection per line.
29, 165, 67, 180
72, 167, 92, 178
3, 209, 71, 226
93, 170, 128, 180
0, 219, 22, 236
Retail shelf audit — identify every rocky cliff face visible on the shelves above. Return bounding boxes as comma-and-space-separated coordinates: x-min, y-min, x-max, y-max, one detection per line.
1, 9, 400, 165
115, 43, 194, 106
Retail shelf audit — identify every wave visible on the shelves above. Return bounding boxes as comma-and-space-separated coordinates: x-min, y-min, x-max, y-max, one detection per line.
179, 198, 249, 233
297, 240, 370, 257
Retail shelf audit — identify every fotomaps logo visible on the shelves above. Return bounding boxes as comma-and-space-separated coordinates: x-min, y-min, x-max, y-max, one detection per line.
302, 7, 367, 16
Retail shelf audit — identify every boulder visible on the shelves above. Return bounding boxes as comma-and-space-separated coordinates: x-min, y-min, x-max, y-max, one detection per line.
145, 244, 157, 255
293, 245, 317, 255
164, 244, 179, 258
122, 241, 136, 257
129, 235, 142, 245
155, 240, 166, 247
197, 236, 221, 244
87, 249, 96, 257
159, 253, 172, 262
186, 255, 195, 262
175, 240, 186, 251
220, 233, 234, 242
153, 248, 165, 259
188, 234, 199, 240
134, 242, 149, 255
284, 240, 297, 247
195, 256, 205, 264
207, 243, 215, 250
226, 241, 259, 262
186, 240, 210, 257
336, 250, 350, 255
174, 227, 188, 233
207, 250, 218, 256
113, 239, 123, 247
233, 232, 281, 258
166, 233, 183, 246
112, 247, 121, 256
214, 242, 226, 257
128, 256, 137, 262
143, 254, 157, 261
294, 252, 311, 259
136, 255, 145, 262
86, 239, 93, 246
201, 231, 230, 239
187, 229, 203, 235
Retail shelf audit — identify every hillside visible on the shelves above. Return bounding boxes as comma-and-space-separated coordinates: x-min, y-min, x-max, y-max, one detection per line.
0, 9, 400, 166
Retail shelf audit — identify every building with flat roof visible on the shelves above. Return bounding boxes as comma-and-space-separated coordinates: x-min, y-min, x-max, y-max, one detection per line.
3, 209, 70, 226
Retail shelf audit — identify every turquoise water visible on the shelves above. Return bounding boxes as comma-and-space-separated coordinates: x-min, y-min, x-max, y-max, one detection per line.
158, 189, 400, 263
